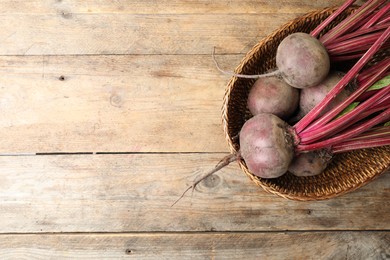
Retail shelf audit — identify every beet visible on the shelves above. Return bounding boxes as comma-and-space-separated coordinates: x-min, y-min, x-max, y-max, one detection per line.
276, 32, 330, 89
247, 76, 299, 120
288, 150, 332, 177
239, 113, 294, 178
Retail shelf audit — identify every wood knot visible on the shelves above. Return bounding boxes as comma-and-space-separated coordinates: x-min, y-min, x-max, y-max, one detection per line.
60, 10, 73, 19
202, 174, 221, 189
110, 94, 122, 107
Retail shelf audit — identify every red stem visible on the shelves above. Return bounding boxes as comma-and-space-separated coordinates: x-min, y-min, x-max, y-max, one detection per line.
372, 94, 390, 109
330, 52, 366, 62
326, 23, 389, 46
357, 58, 390, 83
302, 61, 390, 133
320, 0, 386, 45
360, 2, 390, 29
355, 80, 390, 101
346, 5, 389, 32
330, 41, 390, 62
378, 15, 390, 25
294, 29, 390, 134
295, 1, 390, 154
332, 135, 390, 153
320, 95, 390, 137
310, 0, 357, 38
346, 125, 390, 140
299, 85, 390, 144
346, 9, 380, 33
296, 107, 390, 152
326, 31, 384, 55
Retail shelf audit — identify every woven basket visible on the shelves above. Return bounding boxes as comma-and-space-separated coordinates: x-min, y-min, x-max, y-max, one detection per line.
222, 6, 390, 200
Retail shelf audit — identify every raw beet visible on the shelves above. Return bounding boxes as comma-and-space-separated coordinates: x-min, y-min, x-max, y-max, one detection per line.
299, 71, 352, 117
288, 150, 332, 177
239, 113, 295, 178
276, 32, 330, 89
247, 76, 299, 119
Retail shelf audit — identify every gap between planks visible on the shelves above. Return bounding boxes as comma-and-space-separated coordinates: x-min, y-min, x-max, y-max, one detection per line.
0, 230, 389, 236
0, 152, 230, 156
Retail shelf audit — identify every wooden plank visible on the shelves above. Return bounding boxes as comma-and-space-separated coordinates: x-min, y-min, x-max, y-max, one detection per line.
0, 0, 346, 14
0, 54, 240, 153
0, 232, 388, 259
0, 12, 311, 55
0, 154, 388, 233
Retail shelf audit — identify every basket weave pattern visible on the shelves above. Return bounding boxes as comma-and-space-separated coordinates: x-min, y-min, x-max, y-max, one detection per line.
222, 7, 390, 200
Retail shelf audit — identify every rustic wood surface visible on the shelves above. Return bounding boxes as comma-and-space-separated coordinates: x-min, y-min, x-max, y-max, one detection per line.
0, 232, 388, 259
0, 0, 388, 259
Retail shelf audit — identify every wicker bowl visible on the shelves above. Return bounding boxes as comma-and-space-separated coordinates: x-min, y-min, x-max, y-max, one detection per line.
222, 6, 390, 200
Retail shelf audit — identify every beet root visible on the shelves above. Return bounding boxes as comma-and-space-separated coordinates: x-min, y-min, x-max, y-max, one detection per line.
247, 76, 299, 120
288, 150, 332, 177
239, 113, 295, 178
299, 71, 352, 117
276, 32, 330, 89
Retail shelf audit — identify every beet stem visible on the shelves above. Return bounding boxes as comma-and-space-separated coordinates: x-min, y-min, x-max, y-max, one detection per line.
320, 0, 386, 45
296, 107, 390, 152
346, 9, 381, 33
355, 97, 390, 121
313, 98, 390, 142
294, 27, 390, 134
378, 15, 390, 25
302, 59, 390, 133
359, 2, 390, 29
330, 52, 366, 62
326, 31, 385, 55
346, 125, 390, 140
328, 23, 389, 44
310, 0, 357, 38
332, 136, 390, 153
299, 85, 390, 144
357, 58, 390, 83
171, 153, 240, 207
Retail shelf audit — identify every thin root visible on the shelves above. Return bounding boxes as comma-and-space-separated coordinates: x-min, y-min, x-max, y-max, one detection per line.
171, 153, 241, 207
212, 47, 280, 79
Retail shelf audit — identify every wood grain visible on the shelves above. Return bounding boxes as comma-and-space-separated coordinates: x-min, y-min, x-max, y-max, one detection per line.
0, 154, 388, 233
0, 13, 305, 55
0, 232, 388, 259
0, 0, 346, 14
0, 54, 240, 153
0, 0, 386, 258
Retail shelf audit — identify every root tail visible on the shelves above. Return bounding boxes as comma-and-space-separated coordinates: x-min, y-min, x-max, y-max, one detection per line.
171, 153, 241, 207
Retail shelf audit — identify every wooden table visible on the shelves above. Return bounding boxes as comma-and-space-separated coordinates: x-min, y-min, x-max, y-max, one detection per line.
0, 0, 388, 259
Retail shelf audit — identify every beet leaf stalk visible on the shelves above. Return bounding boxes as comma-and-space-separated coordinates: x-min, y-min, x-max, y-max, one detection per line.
310, 0, 357, 38
332, 136, 390, 153
327, 23, 390, 46
360, 1, 390, 29
299, 65, 390, 139
296, 106, 390, 152
345, 125, 390, 140
326, 31, 386, 56
319, 0, 387, 45
321, 1, 390, 62
294, 26, 390, 134
357, 58, 390, 84
300, 58, 390, 134
332, 126, 390, 153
